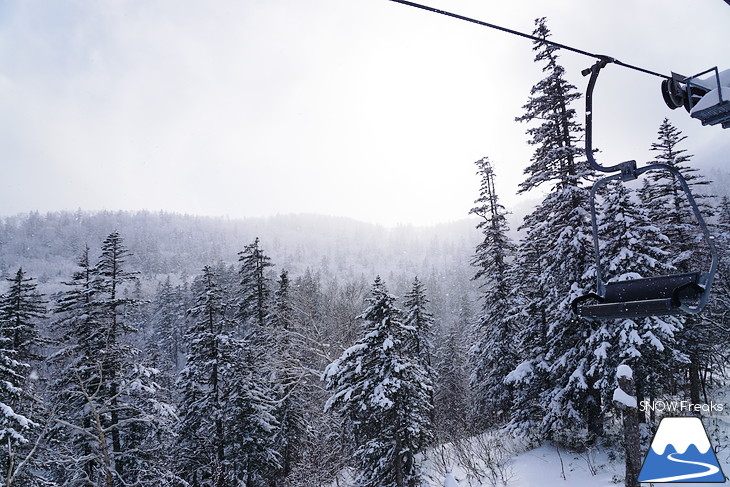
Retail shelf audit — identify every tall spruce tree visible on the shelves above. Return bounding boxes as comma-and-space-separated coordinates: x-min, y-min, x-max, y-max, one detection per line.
95, 231, 141, 481
402, 277, 436, 434
706, 197, 730, 377
235, 238, 281, 486
238, 237, 273, 330
504, 209, 550, 444
402, 277, 434, 373
48, 245, 105, 485
0, 268, 47, 487
468, 157, 518, 429
0, 269, 47, 364
270, 270, 308, 485
50, 236, 175, 486
176, 265, 234, 486
508, 17, 598, 443
148, 277, 188, 377
226, 345, 280, 487
324, 277, 433, 487
644, 119, 714, 264
271, 270, 293, 330
642, 119, 715, 405
177, 264, 280, 487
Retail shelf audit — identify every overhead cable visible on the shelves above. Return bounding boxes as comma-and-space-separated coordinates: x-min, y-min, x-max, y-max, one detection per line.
388, 0, 671, 80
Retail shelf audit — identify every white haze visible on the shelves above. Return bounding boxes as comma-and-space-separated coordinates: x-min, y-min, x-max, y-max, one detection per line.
0, 0, 728, 226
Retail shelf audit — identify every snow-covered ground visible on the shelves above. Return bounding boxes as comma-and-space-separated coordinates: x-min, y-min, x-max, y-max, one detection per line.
431, 384, 730, 486
415, 383, 730, 487
330, 386, 730, 486
424, 437, 730, 486
419, 431, 622, 487
420, 409, 730, 487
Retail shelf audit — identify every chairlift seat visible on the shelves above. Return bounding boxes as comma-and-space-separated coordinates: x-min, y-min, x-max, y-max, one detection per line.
691, 97, 730, 128
573, 272, 704, 319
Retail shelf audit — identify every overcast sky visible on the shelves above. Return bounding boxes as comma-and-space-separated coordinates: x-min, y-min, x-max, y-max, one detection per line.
1, 0, 728, 226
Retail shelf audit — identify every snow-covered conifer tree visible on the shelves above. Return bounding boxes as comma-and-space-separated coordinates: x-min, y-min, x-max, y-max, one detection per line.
238, 237, 274, 330
508, 17, 598, 443
95, 231, 144, 481
176, 265, 230, 486
270, 269, 309, 484
433, 296, 471, 439
0, 269, 47, 364
402, 277, 434, 372
324, 277, 433, 487
705, 197, 730, 374
177, 264, 279, 487
467, 156, 518, 429
271, 270, 293, 330
642, 119, 715, 405
50, 236, 175, 486
0, 268, 46, 486
711, 196, 730, 316
148, 277, 188, 377
644, 119, 714, 264
47, 245, 104, 484
234, 238, 281, 485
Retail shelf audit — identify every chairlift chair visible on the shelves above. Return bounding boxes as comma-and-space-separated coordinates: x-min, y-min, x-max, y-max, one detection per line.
572, 59, 718, 320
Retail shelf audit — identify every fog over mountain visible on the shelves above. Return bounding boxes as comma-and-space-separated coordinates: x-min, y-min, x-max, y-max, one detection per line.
0, 209, 481, 307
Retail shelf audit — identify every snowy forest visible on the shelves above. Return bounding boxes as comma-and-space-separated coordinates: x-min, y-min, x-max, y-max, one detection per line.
2, 19, 730, 487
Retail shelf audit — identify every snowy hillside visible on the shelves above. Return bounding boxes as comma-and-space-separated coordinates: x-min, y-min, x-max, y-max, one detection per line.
0, 210, 479, 290
412, 413, 730, 487
326, 411, 730, 487
414, 387, 730, 487
424, 434, 729, 487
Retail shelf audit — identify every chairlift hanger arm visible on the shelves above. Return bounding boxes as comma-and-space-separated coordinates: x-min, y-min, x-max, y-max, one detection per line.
583, 59, 639, 177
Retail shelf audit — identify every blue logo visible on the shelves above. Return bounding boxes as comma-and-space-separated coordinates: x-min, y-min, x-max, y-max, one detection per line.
638, 417, 725, 483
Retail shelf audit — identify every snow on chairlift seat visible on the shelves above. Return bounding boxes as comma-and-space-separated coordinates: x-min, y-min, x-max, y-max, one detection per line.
689, 69, 730, 128
573, 272, 704, 320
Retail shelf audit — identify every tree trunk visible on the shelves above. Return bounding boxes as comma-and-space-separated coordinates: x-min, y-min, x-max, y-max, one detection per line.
586, 384, 604, 440
633, 364, 646, 424
622, 406, 641, 487
689, 353, 702, 408
615, 372, 641, 487
110, 387, 123, 480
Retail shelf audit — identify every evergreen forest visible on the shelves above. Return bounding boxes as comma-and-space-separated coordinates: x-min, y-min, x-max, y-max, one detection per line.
2, 19, 730, 487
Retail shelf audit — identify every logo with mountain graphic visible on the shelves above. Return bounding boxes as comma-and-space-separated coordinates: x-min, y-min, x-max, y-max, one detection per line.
638, 417, 725, 483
